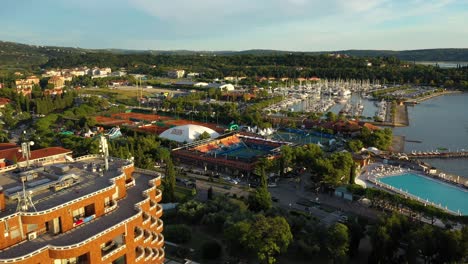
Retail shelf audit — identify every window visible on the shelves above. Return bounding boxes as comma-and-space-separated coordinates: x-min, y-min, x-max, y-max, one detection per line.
27, 224, 38, 233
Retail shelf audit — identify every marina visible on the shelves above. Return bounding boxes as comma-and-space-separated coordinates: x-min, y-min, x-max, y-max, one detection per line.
264, 79, 382, 118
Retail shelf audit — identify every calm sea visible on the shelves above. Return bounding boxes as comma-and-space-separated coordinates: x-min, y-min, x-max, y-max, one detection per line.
393, 93, 468, 178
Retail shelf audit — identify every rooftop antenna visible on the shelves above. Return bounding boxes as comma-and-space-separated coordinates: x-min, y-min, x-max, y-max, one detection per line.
16, 177, 37, 212
99, 135, 109, 171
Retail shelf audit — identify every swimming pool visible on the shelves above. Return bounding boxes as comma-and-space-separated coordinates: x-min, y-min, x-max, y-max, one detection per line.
379, 173, 468, 215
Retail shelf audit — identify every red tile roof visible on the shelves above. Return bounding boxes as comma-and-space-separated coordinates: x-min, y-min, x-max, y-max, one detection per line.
0, 146, 72, 163
22, 147, 72, 161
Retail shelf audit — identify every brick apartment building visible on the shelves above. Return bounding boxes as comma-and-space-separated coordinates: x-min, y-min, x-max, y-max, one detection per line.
0, 150, 164, 263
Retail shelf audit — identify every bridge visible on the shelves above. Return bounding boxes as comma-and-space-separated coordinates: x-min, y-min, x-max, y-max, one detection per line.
408, 151, 468, 159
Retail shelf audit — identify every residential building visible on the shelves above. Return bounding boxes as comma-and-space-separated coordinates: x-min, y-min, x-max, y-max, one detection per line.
167, 70, 185, 79
0, 147, 164, 263
43, 70, 62, 77
15, 76, 39, 97
206, 83, 235, 91
48, 76, 65, 89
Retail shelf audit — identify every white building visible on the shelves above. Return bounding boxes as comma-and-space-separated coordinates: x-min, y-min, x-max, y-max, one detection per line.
159, 124, 220, 143
187, 72, 200, 78
168, 69, 185, 79
207, 83, 235, 91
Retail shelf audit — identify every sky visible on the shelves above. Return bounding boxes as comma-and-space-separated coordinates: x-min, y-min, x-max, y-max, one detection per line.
0, 0, 467, 51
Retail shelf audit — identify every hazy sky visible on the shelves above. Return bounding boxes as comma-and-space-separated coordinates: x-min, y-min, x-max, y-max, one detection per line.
1, 0, 467, 51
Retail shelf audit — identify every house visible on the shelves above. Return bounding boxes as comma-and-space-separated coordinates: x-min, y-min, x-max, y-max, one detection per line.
15, 76, 39, 96
43, 69, 62, 77
48, 76, 65, 89
26, 76, 40, 85
206, 83, 235, 91
224, 76, 247, 82
167, 69, 185, 79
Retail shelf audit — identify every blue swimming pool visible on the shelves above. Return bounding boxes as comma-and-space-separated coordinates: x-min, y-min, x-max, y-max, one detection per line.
379, 173, 468, 215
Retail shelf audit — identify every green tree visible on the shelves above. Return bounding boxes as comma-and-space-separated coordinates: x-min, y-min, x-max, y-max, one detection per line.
163, 157, 176, 202
326, 223, 350, 263
346, 139, 364, 153
226, 215, 293, 264
249, 159, 272, 211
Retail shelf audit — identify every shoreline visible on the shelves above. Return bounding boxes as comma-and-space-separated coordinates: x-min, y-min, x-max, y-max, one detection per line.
412, 90, 463, 103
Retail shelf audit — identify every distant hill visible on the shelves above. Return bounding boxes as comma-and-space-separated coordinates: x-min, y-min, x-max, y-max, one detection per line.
1, 40, 468, 69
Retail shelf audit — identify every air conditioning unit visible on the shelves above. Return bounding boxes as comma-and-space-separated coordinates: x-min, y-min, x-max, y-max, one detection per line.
28, 232, 37, 240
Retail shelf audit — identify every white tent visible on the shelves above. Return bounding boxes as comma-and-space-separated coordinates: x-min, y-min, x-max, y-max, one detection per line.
159, 124, 220, 143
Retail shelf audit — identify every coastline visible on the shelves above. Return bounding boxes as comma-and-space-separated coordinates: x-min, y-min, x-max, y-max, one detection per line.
412, 90, 463, 103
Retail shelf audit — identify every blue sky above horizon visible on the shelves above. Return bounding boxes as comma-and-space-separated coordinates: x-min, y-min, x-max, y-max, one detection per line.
1, 0, 467, 51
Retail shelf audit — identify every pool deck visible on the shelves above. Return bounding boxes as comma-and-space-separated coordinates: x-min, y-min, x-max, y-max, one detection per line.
359, 163, 464, 215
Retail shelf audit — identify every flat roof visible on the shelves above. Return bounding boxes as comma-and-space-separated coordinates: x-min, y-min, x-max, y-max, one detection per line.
0, 171, 157, 259
0, 157, 131, 219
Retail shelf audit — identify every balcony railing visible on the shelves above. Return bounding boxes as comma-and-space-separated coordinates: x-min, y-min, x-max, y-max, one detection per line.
101, 244, 126, 261
144, 247, 153, 262
143, 230, 152, 243
157, 248, 165, 261
125, 178, 136, 188
104, 200, 118, 214
134, 227, 143, 241
155, 204, 163, 218
150, 216, 157, 228
152, 248, 159, 260
142, 212, 150, 224
135, 246, 144, 262
156, 219, 164, 233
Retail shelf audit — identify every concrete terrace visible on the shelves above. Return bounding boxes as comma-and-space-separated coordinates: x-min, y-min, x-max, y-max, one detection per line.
0, 171, 159, 259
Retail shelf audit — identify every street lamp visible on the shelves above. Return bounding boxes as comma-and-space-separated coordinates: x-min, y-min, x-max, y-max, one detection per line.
20, 141, 34, 168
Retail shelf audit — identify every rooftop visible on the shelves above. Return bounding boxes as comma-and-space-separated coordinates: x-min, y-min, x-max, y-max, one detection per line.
0, 169, 159, 259
0, 156, 129, 219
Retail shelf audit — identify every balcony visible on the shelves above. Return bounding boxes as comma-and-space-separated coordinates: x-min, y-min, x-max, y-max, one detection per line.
144, 247, 153, 262
155, 204, 163, 218
143, 230, 152, 243
152, 248, 159, 260
151, 231, 159, 245
135, 246, 144, 262
149, 200, 157, 211
155, 189, 162, 202
155, 234, 164, 248
157, 248, 165, 262
150, 216, 157, 228
104, 200, 117, 214
125, 178, 135, 188
100, 234, 126, 261
142, 212, 150, 224
156, 219, 164, 233
134, 227, 143, 241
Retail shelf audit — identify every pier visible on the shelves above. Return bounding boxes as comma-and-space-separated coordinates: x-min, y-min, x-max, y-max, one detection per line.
408, 151, 468, 159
